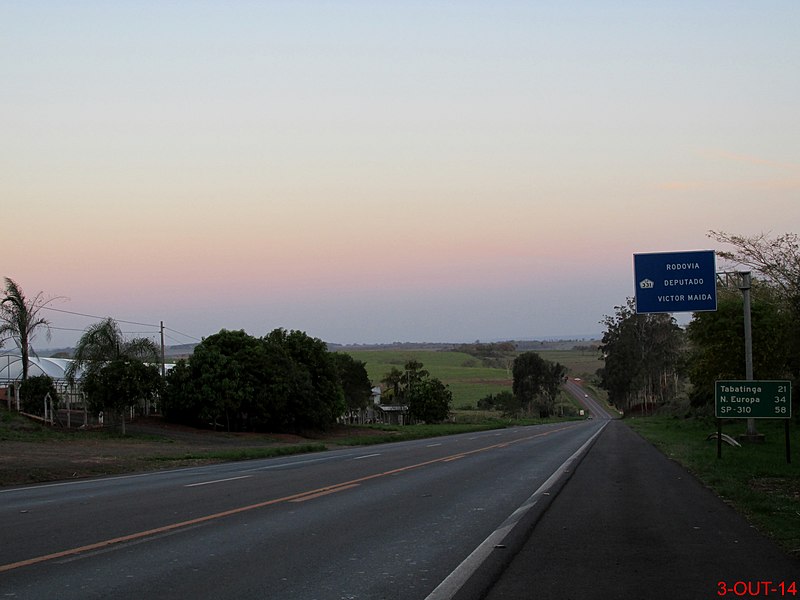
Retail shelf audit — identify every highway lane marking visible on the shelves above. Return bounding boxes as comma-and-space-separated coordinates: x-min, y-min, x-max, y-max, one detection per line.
424, 421, 609, 600
245, 454, 354, 471
0, 466, 216, 495
184, 475, 253, 488
0, 424, 578, 574
443, 455, 466, 462
289, 483, 360, 502
353, 453, 381, 460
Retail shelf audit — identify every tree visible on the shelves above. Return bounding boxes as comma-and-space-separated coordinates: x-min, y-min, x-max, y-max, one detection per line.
597, 298, 684, 415
512, 352, 547, 413
68, 317, 161, 371
163, 328, 347, 433
540, 360, 568, 417
380, 367, 404, 404
379, 359, 451, 422
0, 278, 59, 382
331, 353, 373, 412
403, 359, 430, 387
707, 230, 800, 422
407, 378, 452, 423
263, 328, 346, 430
163, 329, 292, 431
512, 352, 566, 417
709, 230, 800, 394
67, 318, 162, 433
709, 231, 800, 298
686, 286, 792, 409
478, 390, 520, 417
81, 359, 162, 434
19, 375, 60, 417
456, 341, 517, 371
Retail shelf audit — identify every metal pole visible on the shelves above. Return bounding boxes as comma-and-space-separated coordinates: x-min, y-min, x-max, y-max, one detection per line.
739, 272, 758, 439
160, 321, 166, 378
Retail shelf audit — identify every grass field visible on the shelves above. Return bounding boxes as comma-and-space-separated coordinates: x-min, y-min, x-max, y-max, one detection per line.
537, 348, 604, 380
342, 346, 603, 408
342, 349, 512, 408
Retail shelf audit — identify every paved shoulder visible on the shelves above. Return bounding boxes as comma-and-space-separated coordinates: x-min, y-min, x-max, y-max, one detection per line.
482, 420, 799, 600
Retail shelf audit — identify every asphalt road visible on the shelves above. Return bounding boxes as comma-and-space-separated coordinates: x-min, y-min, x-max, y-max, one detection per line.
1, 419, 606, 599
478, 419, 799, 600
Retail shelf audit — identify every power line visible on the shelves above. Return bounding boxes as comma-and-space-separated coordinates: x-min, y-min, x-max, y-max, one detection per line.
41, 305, 202, 341
164, 326, 202, 342
42, 306, 159, 328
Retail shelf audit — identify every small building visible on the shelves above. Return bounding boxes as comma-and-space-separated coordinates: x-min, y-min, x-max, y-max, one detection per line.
376, 404, 409, 425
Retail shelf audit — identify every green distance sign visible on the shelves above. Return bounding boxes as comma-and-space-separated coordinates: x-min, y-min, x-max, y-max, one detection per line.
715, 380, 792, 419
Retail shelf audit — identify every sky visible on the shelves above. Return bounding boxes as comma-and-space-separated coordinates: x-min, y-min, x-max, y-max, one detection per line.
2, 1, 799, 350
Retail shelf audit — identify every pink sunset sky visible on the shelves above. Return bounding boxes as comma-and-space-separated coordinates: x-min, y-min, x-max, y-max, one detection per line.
2, 2, 799, 349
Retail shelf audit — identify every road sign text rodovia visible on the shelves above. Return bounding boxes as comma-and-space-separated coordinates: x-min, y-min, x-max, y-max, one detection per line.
715, 381, 792, 419
634, 250, 717, 314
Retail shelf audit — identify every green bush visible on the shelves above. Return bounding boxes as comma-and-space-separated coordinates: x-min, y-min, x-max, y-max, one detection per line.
19, 376, 60, 416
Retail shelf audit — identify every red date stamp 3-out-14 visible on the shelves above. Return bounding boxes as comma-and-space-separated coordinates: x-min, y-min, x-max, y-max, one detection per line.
718, 581, 798, 597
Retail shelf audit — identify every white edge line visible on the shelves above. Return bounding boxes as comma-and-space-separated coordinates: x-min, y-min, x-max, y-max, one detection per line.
0, 466, 206, 494
424, 421, 609, 600
184, 475, 252, 488
246, 453, 354, 471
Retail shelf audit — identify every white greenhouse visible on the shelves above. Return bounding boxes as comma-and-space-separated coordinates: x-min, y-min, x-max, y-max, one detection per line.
0, 354, 84, 383
1, 353, 171, 425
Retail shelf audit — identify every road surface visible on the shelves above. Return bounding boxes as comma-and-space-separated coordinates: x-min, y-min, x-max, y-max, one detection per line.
1, 418, 606, 599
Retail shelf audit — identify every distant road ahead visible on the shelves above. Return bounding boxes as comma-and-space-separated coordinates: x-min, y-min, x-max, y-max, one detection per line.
1, 420, 605, 599
565, 378, 614, 420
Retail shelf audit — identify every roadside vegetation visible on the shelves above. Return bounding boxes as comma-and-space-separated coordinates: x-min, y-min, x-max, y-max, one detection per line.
597, 231, 799, 421
0, 404, 570, 487
628, 416, 799, 557
598, 231, 800, 558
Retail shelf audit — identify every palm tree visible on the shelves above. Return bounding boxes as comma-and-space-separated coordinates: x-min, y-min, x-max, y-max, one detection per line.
380, 367, 404, 404
67, 318, 162, 433
67, 317, 160, 379
0, 278, 57, 382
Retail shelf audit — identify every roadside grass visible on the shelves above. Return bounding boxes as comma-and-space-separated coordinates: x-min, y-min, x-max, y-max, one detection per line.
627, 416, 800, 556
2, 406, 573, 484
331, 413, 587, 447
146, 444, 328, 463
0, 414, 256, 445
330, 423, 499, 446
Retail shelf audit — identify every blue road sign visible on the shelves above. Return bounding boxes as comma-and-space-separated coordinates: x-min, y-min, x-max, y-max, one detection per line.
634, 250, 717, 314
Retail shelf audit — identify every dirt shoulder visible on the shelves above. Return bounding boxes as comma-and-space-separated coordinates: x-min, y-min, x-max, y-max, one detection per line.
0, 416, 379, 488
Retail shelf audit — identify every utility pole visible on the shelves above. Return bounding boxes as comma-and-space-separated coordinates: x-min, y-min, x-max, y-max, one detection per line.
160, 321, 166, 378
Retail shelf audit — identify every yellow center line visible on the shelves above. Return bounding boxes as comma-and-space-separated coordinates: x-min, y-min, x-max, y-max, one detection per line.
290, 483, 361, 502
0, 424, 574, 573
443, 455, 466, 462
